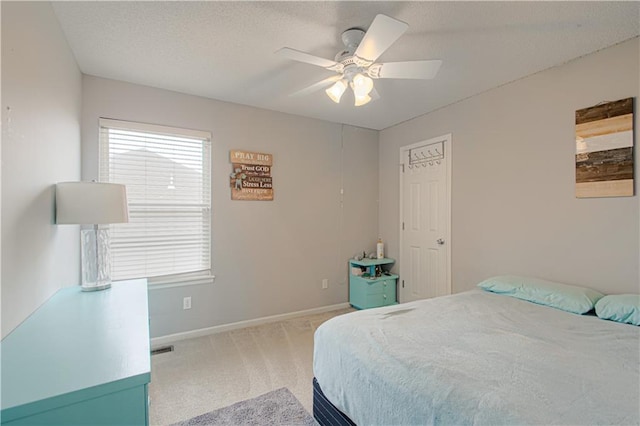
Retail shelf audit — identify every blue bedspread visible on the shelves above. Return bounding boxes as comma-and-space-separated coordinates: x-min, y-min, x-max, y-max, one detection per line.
313, 290, 640, 425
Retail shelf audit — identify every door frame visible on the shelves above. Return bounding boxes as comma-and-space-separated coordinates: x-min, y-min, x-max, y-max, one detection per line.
398, 133, 452, 302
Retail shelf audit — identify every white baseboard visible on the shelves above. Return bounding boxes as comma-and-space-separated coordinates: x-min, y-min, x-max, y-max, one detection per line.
150, 302, 351, 347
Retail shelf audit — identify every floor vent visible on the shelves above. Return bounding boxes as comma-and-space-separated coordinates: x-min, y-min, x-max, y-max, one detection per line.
151, 345, 174, 356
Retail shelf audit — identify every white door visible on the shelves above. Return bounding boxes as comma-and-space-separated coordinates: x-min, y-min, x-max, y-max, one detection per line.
399, 134, 451, 302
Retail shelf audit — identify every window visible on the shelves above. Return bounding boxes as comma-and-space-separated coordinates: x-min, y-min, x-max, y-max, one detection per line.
99, 118, 212, 286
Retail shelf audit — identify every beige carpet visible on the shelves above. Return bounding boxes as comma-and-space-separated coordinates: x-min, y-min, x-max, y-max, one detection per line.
149, 308, 352, 425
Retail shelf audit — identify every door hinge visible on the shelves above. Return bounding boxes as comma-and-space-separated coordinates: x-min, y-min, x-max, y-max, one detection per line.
401, 164, 405, 173
402, 280, 405, 288
402, 222, 405, 230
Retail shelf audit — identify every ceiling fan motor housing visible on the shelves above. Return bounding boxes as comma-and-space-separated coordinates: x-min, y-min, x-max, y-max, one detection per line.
335, 28, 365, 63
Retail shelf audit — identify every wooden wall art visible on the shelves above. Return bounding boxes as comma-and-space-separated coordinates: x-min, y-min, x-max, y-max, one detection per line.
575, 97, 634, 198
229, 150, 273, 201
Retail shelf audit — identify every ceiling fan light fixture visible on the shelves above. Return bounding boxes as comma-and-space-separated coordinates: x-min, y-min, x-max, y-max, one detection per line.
278, 15, 441, 109
326, 79, 347, 103
354, 93, 372, 107
352, 73, 374, 96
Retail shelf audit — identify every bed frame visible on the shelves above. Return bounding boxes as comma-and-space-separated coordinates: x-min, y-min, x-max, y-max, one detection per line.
313, 377, 356, 426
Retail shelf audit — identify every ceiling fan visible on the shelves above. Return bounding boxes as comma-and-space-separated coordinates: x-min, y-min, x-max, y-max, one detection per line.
276, 14, 442, 107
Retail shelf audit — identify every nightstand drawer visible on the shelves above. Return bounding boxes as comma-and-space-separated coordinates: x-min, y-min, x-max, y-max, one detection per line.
351, 277, 394, 294
366, 279, 394, 294
365, 292, 396, 308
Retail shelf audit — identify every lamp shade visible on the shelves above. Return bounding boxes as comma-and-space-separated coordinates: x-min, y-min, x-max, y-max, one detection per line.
56, 182, 129, 225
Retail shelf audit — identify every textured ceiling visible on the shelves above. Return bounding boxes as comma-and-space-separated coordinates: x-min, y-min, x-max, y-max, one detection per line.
52, 1, 639, 130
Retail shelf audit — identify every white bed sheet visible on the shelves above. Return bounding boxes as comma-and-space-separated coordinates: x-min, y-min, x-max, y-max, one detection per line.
313, 290, 640, 425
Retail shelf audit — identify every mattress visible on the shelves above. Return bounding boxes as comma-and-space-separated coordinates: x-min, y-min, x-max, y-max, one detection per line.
313, 289, 640, 425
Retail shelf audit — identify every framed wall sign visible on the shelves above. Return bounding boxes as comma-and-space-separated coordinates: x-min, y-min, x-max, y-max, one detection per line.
229, 150, 273, 201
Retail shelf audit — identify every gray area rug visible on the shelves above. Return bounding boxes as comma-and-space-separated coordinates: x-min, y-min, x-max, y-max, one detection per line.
172, 388, 317, 426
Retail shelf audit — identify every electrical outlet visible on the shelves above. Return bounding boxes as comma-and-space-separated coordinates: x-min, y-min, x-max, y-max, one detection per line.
322, 279, 328, 289
183, 296, 192, 310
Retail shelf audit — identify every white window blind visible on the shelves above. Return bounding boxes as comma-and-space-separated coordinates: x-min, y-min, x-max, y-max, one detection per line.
99, 118, 212, 284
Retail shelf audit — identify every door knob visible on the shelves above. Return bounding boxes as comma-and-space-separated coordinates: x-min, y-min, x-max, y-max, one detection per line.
436, 239, 445, 245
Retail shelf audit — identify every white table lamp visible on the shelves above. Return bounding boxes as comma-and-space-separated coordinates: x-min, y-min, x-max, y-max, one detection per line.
56, 182, 129, 291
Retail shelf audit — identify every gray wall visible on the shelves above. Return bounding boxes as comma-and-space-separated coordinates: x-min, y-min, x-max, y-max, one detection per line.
81, 76, 378, 338
1, 2, 82, 338
379, 37, 639, 295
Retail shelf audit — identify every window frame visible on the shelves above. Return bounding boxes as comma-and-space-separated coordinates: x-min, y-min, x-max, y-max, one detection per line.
98, 117, 214, 289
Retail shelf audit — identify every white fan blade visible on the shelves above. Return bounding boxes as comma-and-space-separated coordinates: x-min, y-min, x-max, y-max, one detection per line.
375, 60, 442, 79
354, 14, 408, 64
276, 47, 342, 71
290, 75, 342, 97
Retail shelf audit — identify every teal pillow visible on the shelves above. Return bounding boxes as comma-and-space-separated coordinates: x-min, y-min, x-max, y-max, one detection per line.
478, 275, 604, 314
595, 294, 640, 326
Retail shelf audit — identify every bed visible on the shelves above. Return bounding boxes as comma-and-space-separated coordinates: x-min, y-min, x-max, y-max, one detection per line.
312, 286, 640, 425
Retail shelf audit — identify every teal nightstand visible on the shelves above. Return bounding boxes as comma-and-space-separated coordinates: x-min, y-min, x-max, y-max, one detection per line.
349, 258, 399, 309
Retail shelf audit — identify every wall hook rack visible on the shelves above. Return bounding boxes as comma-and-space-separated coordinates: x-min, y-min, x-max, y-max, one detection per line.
408, 141, 445, 168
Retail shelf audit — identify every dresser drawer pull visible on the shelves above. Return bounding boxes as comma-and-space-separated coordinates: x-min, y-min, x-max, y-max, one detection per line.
383, 294, 387, 299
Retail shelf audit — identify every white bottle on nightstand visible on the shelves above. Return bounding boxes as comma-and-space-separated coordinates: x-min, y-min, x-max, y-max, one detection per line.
376, 238, 384, 259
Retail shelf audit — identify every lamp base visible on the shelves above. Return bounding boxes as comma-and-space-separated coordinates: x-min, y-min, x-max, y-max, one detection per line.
81, 227, 113, 291
81, 282, 112, 292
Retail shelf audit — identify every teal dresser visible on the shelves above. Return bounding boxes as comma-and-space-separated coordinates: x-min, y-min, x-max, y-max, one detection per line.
1, 279, 151, 425
349, 258, 399, 309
